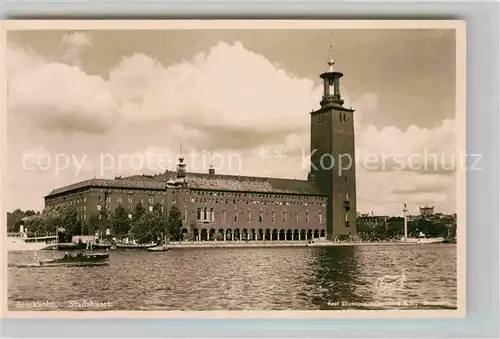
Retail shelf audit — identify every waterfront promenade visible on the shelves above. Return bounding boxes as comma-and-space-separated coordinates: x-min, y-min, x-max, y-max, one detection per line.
164, 239, 442, 249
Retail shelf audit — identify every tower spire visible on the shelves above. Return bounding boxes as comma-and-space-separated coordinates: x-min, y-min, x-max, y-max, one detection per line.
328, 39, 335, 72
319, 35, 344, 108
176, 138, 186, 181
179, 139, 184, 160
208, 149, 215, 176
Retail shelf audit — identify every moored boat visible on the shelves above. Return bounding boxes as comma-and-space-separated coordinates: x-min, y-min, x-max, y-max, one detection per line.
116, 242, 156, 249
7, 229, 58, 252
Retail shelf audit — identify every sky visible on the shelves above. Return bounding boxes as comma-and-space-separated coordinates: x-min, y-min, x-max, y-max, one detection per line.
6, 29, 459, 216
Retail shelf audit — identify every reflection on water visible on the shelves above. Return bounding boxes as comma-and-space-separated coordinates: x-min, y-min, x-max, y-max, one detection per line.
8, 244, 456, 311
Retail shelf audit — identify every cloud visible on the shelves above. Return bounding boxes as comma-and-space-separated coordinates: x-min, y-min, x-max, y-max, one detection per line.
61, 32, 92, 67
6, 35, 458, 215
8, 59, 117, 134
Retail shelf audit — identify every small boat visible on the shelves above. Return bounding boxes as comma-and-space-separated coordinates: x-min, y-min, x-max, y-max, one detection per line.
116, 242, 156, 249
12, 252, 109, 268
147, 236, 169, 252
147, 245, 170, 252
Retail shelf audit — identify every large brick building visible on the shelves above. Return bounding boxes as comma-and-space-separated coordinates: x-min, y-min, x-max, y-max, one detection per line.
44, 56, 357, 241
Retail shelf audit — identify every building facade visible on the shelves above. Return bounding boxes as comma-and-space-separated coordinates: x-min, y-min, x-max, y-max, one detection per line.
419, 206, 435, 216
44, 57, 357, 241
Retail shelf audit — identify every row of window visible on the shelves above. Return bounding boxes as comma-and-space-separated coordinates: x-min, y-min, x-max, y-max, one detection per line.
89, 188, 166, 195
184, 190, 326, 202
97, 196, 165, 205
187, 198, 325, 207
97, 203, 164, 213
195, 207, 322, 224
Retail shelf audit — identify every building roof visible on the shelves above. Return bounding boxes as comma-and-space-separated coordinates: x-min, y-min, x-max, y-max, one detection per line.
45, 178, 166, 198
130, 171, 323, 195
46, 171, 324, 198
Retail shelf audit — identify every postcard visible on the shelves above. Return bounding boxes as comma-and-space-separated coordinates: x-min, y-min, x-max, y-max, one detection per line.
1, 20, 466, 318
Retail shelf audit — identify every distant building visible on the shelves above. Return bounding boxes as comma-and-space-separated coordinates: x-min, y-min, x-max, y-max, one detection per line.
44, 54, 358, 241
419, 206, 435, 216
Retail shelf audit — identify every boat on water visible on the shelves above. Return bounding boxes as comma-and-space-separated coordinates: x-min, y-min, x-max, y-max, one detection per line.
147, 245, 170, 252
7, 228, 58, 252
400, 233, 445, 244
13, 251, 110, 268
92, 242, 112, 250
116, 242, 156, 249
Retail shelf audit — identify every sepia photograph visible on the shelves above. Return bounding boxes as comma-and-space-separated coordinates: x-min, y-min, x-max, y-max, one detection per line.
2, 20, 466, 316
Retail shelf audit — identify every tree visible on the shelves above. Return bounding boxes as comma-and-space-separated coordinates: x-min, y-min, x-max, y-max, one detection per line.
42, 207, 62, 233
166, 206, 183, 241
129, 215, 148, 243
7, 209, 40, 233
151, 203, 167, 242
129, 202, 149, 242
386, 217, 404, 239
132, 202, 146, 222
25, 215, 45, 234
61, 206, 78, 233
113, 205, 131, 236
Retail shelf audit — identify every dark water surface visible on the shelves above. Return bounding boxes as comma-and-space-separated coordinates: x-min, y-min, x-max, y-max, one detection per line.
8, 244, 457, 311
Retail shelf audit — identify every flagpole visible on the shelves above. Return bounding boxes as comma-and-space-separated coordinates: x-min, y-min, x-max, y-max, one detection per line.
403, 203, 408, 241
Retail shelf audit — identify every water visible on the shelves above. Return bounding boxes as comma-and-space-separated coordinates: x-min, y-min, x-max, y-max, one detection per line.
8, 244, 457, 311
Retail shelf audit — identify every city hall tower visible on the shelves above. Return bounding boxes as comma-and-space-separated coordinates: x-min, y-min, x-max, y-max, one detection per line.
309, 52, 357, 239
